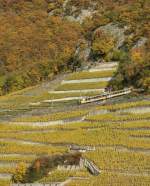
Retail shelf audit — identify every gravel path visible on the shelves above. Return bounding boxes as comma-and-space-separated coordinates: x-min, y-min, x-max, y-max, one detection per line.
89, 67, 117, 72
0, 138, 72, 148
119, 106, 150, 114
97, 145, 150, 155
102, 169, 150, 177
49, 89, 104, 94
0, 173, 12, 179
61, 77, 112, 84
0, 153, 36, 156
6, 116, 84, 127
43, 97, 84, 103
0, 162, 17, 168
88, 62, 118, 72
0, 138, 47, 146
113, 127, 150, 131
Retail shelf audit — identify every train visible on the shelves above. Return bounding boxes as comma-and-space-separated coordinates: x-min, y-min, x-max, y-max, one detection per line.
80, 88, 132, 104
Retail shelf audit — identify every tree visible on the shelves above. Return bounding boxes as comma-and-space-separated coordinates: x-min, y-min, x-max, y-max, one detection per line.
130, 47, 145, 64
12, 162, 27, 183
109, 46, 150, 92
92, 30, 115, 59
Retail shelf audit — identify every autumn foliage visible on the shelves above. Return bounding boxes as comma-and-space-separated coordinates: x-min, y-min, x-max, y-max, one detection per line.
0, 0, 82, 95
0, 0, 149, 94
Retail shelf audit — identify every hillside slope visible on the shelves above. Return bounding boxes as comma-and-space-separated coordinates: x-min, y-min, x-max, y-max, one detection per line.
0, 0, 149, 95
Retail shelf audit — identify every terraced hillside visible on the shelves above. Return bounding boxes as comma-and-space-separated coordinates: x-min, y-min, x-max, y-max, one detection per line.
0, 98, 150, 185
0, 62, 150, 186
47, 62, 118, 101
0, 62, 118, 121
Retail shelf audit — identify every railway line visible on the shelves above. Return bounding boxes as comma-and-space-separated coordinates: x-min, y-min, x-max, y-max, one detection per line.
80, 88, 132, 104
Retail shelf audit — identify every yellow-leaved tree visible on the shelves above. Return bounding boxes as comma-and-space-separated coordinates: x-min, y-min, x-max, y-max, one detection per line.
12, 162, 27, 183
92, 30, 115, 59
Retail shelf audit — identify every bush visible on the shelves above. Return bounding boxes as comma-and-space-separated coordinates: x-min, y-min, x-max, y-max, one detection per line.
112, 50, 128, 61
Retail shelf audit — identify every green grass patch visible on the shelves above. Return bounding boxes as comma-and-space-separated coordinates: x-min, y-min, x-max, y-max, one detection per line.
56, 81, 108, 91
48, 91, 101, 98
67, 70, 115, 80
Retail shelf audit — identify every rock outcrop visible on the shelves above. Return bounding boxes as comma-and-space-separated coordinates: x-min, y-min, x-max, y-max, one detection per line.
94, 23, 126, 49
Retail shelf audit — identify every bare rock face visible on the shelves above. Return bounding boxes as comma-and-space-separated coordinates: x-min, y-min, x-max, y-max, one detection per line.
75, 24, 126, 63
75, 40, 91, 62
76, 9, 96, 24
63, 0, 70, 11
94, 23, 126, 49
65, 9, 97, 24
133, 37, 148, 49
63, 0, 97, 24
